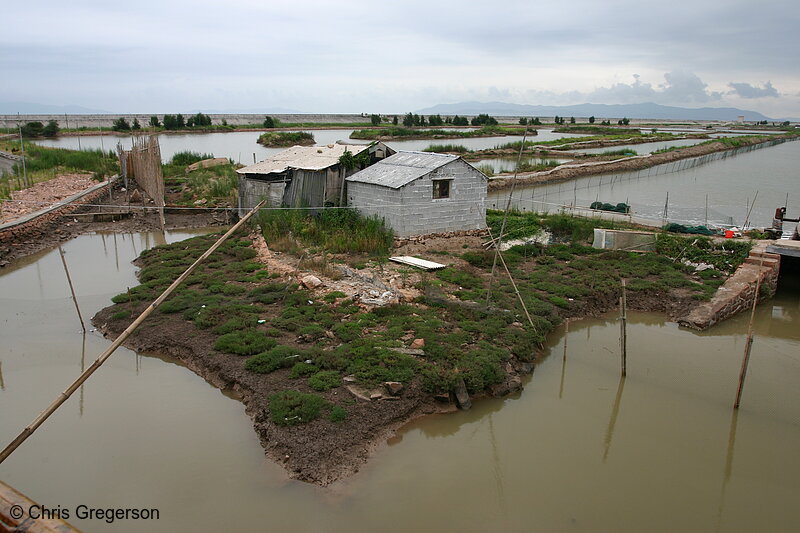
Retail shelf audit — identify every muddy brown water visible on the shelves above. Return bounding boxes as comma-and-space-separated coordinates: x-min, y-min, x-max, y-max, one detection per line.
1, 230, 799, 532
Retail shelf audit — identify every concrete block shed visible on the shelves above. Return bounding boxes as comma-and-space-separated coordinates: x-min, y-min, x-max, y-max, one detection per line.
345, 151, 488, 237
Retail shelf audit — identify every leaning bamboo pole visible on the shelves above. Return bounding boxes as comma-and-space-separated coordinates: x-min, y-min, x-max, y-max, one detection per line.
0, 200, 267, 464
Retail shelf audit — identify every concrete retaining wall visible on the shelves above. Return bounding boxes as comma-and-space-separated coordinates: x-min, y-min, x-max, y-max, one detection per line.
0, 178, 117, 247
678, 243, 780, 330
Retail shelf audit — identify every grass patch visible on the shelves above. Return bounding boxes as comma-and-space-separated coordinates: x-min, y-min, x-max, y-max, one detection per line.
256, 207, 393, 256
268, 391, 329, 426
214, 330, 277, 356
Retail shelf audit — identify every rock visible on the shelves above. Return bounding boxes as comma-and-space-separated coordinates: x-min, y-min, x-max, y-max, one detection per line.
490, 374, 522, 397
129, 189, 142, 203
325, 330, 335, 339
300, 274, 322, 289
384, 381, 404, 396
370, 393, 383, 401
410, 338, 425, 349
434, 393, 451, 403
343, 375, 357, 383
453, 378, 472, 410
193, 198, 207, 205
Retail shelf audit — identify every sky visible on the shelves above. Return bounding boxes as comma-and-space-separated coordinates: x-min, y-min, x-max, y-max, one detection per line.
3, 0, 799, 117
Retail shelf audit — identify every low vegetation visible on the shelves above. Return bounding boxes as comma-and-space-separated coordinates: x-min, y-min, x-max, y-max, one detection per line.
105, 209, 753, 430
257, 131, 314, 147
255, 207, 394, 256
350, 126, 523, 140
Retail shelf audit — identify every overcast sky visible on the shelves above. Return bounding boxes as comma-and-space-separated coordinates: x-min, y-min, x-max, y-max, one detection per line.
3, 0, 799, 117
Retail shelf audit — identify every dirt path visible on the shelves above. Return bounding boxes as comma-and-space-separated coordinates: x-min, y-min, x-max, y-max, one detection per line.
1, 173, 97, 224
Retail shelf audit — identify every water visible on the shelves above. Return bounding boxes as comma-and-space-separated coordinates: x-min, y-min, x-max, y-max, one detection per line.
33, 129, 586, 163
472, 157, 573, 174
488, 139, 800, 228
570, 138, 702, 155
2, 229, 800, 531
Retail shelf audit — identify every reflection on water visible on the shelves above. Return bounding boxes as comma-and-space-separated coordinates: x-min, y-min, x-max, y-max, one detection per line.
2, 229, 800, 532
572, 138, 701, 155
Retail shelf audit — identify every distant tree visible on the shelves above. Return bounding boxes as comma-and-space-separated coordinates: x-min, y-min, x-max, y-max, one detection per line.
531, 117, 541, 125
412, 114, 421, 126
428, 114, 444, 126
402, 113, 414, 127
186, 116, 195, 128
175, 114, 185, 128
781, 120, 790, 127
370, 114, 381, 126
392, 115, 398, 125
132, 118, 141, 130
42, 119, 59, 137
519, 117, 528, 125
112, 117, 131, 131
553, 115, 560, 125
221, 118, 228, 126
451, 115, 469, 126
471, 113, 498, 126
601, 120, 611, 126
263, 116, 276, 128
149, 115, 161, 128
162, 114, 177, 129
570, 116, 576, 124
419, 115, 426, 127
589, 116, 595, 124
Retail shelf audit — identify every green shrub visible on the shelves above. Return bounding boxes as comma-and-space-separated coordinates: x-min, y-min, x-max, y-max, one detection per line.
289, 362, 319, 378
111, 310, 131, 320
214, 330, 276, 356
308, 370, 342, 391
329, 405, 347, 423
245, 345, 309, 373
268, 391, 328, 426
323, 291, 347, 302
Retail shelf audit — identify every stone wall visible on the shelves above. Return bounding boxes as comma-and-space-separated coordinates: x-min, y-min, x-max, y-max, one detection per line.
678, 244, 780, 330
348, 159, 487, 237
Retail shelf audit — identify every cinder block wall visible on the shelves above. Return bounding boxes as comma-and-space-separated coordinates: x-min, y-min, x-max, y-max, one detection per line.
348, 159, 487, 237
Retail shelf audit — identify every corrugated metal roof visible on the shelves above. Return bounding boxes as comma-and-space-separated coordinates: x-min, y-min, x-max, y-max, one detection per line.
345, 151, 459, 189
236, 144, 369, 175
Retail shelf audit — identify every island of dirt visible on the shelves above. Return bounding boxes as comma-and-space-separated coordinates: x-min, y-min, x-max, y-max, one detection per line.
91, 226, 708, 486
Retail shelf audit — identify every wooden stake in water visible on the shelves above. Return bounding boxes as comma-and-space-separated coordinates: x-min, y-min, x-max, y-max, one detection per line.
734, 274, 763, 409
619, 279, 627, 376
0, 199, 267, 465
58, 245, 86, 333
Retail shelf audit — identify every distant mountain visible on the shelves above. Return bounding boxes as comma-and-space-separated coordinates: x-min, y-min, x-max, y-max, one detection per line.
0, 101, 111, 114
416, 101, 775, 122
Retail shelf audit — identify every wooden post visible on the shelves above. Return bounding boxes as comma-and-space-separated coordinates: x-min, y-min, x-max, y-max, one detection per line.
58, 246, 86, 333
734, 274, 762, 409
620, 279, 627, 376
0, 199, 267, 465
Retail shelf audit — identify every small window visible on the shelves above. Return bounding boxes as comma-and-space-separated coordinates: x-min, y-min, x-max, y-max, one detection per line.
432, 179, 451, 199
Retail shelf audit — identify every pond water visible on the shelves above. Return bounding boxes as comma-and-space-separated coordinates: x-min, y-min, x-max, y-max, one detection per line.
472, 157, 574, 174
1, 230, 799, 531
569, 138, 702, 155
33, 129, 587, 163
488, 139, 800, 228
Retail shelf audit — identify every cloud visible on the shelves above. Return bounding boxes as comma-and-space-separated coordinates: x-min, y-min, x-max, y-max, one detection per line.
727, 81, 779, 99
585, 71, 722, 105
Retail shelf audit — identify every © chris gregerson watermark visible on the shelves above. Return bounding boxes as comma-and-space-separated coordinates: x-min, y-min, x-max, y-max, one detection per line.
8, 503, 160, 524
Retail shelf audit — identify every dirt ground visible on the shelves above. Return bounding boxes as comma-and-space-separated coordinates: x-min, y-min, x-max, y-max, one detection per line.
0, 173, 98, 223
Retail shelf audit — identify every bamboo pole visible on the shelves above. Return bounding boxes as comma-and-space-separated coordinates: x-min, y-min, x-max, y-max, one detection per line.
58, 245, 86, 333
620, 278, 627, 377
486, 127, 529, 305
0, 199, 267, 464
486, 228, 536, 330
733, 273, 763, 409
